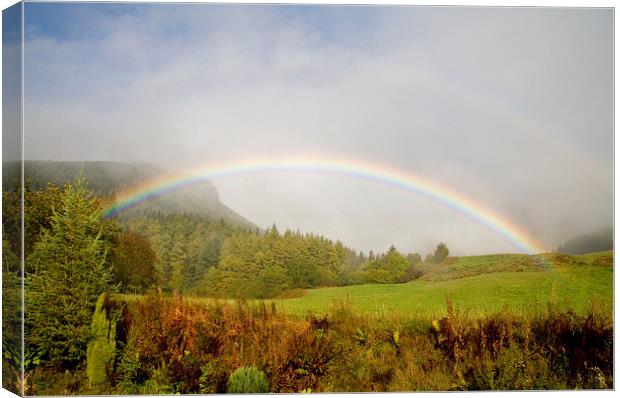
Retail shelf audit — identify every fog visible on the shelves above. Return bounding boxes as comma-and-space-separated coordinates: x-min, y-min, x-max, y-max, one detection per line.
20, 3, 613, 255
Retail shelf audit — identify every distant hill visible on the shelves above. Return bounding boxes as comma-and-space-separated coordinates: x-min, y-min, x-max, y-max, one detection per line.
556, 227, 613, 255
2, 160, 256, 229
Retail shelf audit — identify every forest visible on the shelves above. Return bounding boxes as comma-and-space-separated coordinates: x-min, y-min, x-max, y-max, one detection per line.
1, 173, 614, 394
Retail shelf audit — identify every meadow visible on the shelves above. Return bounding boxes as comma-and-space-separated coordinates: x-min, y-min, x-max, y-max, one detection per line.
269, 251, 613, 318
122, 250, 611, 320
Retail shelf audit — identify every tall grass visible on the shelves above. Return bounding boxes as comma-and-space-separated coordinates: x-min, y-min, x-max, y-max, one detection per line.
35, 293, 613, 394
30, 291, 613, 394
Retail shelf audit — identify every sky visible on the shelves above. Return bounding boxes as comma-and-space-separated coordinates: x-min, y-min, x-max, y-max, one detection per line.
20, 3, 613, 256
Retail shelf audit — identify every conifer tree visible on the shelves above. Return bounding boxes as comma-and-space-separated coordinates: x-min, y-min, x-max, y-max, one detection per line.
169, 240, 187, 292
432, 242, 449, 264
25, 177, 114, 369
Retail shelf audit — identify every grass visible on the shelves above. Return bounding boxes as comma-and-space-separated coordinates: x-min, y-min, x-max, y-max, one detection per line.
116, 251, 613, 320
271, 251, 613, 318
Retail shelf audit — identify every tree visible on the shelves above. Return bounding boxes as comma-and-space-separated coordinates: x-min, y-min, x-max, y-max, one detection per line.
169, 240, 187, 293
257, 264, 291, 298
3, 181, 63, 271
2, 237, 22, 393
407, 253, 422, 266
432, 242, 449, 264
25, 177, 114, 369
111, 231, 158, 293
363, 246, 409, 284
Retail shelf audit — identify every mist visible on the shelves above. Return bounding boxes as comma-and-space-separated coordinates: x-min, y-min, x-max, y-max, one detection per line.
21, 4, 613, 255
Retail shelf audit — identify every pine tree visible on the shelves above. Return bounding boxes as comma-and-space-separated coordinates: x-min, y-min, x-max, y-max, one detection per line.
432, 242, 449, 264
169, 240, 187, 292
25, 177, 114, 369
2, 238, 22, 393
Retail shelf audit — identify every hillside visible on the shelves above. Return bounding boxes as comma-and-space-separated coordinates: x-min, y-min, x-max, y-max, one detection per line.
271, 251, 613, 317
2, 160, 256, 228
417, 251, 612, 281
556, 227, 613, 254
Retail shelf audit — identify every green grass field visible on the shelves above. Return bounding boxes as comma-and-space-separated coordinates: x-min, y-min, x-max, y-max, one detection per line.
117, 251, 613, 319
270, 251, 613, 318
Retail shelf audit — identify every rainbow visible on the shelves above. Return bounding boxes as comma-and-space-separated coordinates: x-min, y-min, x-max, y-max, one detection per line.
103, 156, 547, 254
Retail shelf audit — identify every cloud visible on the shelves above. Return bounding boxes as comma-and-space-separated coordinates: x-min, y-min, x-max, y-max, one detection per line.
22, 4, 613, 254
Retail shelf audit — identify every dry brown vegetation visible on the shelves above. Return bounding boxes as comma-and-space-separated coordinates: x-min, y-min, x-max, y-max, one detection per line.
30, 293, 613, 394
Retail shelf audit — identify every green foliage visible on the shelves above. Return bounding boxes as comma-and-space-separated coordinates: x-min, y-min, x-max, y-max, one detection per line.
343, 245, 421, 284
3, 181, 63, 270
407, 253, 422, 266
430, 242, 449, 264
86, 294, 117, 387
4, 180, 120, 274
169, 240, 187, 292
25, 177, 115, 369
258, 264, 291, 298
2, 237, 22, 394
118, 343, 148, 393
227, 366, 270, 393
140, 368, 175, 394
199, 360, 229, 393
112, 231, 158, 293
122, 219, 424, 300
124, 214, 243, 293
199, 226, 368, 298
363, 246, 410, 284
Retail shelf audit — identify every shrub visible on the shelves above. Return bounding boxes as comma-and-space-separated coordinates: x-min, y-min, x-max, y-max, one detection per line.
268, 321, 338, 392
227, 366, 270, 393
86, 293, 118, 388
199, 359, 228, 393
118, 293, 209, 393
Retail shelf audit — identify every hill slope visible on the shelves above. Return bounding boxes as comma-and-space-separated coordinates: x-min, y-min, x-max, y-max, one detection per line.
556, 227, 613, 254
417, 251, 612, 281
2, 160, 256, 229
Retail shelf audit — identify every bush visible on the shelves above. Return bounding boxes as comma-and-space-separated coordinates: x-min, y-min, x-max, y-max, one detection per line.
227, 366, 269, 393
86, 293, 118, 388
118, 293, 208, 393
199, 359, 228, 393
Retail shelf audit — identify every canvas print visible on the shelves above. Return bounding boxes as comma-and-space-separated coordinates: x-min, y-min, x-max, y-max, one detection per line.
1, 1, 614, 395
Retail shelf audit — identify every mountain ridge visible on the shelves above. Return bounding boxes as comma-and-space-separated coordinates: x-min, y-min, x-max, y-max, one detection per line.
2, 160, 256, 229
